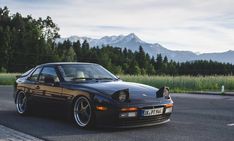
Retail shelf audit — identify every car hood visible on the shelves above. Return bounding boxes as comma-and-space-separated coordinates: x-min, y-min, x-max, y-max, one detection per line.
66, 81, 159, 102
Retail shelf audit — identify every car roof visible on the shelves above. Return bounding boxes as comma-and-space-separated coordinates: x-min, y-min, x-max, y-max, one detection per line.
37, 62, 97, 67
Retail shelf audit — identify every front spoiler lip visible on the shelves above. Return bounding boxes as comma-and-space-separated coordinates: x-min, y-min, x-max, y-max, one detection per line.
97, 119, 170, 129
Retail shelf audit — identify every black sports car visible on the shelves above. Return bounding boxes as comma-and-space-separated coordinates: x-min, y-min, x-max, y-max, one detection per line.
14, 62, 173, 128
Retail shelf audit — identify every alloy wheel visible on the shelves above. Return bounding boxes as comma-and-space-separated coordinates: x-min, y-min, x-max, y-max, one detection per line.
73, 96, 92, 127
16, 92, 27, 114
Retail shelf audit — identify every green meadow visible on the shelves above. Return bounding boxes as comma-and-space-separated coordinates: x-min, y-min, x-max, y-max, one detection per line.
120, 75, 234, 93
0, 73, 20, 85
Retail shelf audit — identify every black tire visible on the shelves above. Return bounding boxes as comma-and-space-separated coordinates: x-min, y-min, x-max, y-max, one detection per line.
72, 96, 95, 128
15, 91, 30, 115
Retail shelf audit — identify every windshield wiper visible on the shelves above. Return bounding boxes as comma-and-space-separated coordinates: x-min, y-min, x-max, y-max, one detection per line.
71, 77, 95, 81
71, 77, 116, 81
95, 78, 114, 80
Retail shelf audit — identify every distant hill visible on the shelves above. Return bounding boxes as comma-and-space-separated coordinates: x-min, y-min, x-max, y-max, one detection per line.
56, 33, 234, 64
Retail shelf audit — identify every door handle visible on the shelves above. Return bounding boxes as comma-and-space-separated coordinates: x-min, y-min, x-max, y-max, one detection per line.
35, 85, 40, 89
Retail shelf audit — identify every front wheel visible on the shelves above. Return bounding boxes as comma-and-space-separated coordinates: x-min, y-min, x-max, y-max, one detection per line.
15, 91, 29, 115
73, 96, 95, 128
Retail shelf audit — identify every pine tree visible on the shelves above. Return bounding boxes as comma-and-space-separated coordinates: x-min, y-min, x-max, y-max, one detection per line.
73, 40, 81, 61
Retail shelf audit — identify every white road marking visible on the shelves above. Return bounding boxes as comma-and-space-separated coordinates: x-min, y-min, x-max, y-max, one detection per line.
227, 123, 234, 126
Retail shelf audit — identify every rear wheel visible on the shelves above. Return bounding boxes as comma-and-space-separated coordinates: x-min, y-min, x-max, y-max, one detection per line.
15, 91, 29, 115
73, 96, 95, 128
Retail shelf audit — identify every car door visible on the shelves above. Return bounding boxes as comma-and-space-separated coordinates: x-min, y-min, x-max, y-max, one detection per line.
26, 67, 43, 97
37, 66, 63, 102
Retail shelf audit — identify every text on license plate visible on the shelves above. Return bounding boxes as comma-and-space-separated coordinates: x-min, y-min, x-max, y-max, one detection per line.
142, 107, 164, 116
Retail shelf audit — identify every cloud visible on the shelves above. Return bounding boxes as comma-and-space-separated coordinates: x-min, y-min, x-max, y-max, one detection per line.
1, 0, 234, 53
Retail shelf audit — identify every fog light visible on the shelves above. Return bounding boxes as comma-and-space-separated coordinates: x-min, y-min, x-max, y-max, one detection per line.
165, 107, 173, 113
119, 112, 137, 118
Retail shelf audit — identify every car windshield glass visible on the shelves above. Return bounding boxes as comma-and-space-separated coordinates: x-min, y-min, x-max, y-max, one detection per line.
21, 68, 34, 77
58, 64, 118, 82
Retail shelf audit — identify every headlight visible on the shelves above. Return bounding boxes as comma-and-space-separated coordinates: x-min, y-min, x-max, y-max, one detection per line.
156, 86, 170, 99
119, 91, 127, 102
163, 87, 169, 98
112, 89, 129, 102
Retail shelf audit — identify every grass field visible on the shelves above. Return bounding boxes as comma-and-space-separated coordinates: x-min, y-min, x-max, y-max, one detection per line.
0, 73, 20, 85
120, 75, 234, 93
0, 73, 233, 93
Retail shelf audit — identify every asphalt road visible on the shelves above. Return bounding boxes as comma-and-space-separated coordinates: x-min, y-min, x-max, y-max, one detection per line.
0, 86, 233, 141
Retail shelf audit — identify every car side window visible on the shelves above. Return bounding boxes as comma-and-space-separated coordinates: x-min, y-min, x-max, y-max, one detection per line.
28, 67, 42, 81
39, 67, 59, 84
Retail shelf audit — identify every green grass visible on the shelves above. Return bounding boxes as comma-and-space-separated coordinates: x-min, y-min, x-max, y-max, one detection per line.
120, 75, 234, 93
1, 73, 234, 93
0, 73, 20, 85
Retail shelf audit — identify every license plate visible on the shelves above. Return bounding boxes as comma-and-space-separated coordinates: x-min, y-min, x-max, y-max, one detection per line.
142, 107, 164, 116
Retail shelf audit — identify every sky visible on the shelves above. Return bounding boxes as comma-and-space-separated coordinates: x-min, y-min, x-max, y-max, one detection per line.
1, 0, 234, 53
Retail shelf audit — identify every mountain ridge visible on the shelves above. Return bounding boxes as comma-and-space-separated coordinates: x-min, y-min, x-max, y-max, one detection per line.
56, 33, 234, 64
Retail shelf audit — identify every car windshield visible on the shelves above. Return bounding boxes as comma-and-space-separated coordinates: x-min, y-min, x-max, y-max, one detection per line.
21, 68, 34, 77
58, 64, 118, 82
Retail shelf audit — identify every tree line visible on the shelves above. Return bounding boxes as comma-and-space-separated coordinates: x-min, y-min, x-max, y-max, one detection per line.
1, 6, 234, 75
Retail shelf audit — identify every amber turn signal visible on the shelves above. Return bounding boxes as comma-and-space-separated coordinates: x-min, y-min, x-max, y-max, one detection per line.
164, 103, 173, 108
96, 106, 107, 111
120, 107, 138, 112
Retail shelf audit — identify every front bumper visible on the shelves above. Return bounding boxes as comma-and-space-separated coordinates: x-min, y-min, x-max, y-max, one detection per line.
112, 113, 171, 128
95, 103, 173, 128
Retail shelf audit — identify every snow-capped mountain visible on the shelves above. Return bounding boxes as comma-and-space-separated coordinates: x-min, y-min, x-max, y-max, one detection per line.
56, 33, 234, 64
